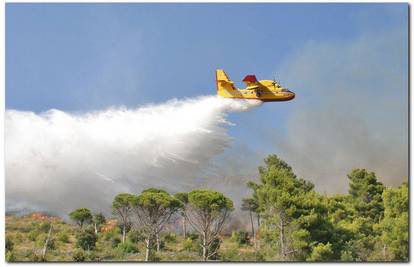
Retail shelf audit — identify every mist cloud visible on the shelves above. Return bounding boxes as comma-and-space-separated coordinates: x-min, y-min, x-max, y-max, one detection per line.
5, 96, 261, 216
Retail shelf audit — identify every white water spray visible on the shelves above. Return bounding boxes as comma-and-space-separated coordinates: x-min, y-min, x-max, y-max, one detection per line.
5, 96, 261, 215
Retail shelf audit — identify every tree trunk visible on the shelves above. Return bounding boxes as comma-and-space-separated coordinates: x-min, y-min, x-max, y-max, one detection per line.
122, 225, 126, 243
249, 211, 255, 246
94, 222, 98, 234
145, 238, 152, 261
202, 231, 208, 261
42, 225, 52, 260
279, 219, 286, 260
183, 217, 187, 239
156, 233, 160, 252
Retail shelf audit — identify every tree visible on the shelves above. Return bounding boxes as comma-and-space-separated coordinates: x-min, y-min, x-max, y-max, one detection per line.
373, 182, 408, 261
241, 198, 258, 248
112, 193, 134, 243
348, 169, 385, 222
174, 192, 189, 238
253, 155, 337, 260
343, 169, 385, 260
184, 189, 233, 261
92, 213, 106, 234
69, 208, 92, 229
131, 188, 182, 261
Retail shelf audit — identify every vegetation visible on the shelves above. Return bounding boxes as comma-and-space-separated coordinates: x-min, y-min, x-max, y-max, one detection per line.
69, 208, 92, 229
112, 193, 134, 243
131, 188, 182, 261
5, 154, 408, 262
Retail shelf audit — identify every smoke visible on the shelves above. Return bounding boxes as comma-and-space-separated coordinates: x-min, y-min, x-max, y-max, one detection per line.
5, 96, 261, 216
274, 26, 408, 193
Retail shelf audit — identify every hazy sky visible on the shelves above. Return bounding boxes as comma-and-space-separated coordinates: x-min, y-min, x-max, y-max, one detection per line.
6, 3, 408, 203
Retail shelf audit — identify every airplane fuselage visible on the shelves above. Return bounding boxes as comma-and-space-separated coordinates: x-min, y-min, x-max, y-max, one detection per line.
217, 79, 295, 102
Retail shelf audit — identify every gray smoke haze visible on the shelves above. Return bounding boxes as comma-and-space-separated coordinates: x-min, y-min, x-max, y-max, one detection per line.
274, 27, 408, 193
5, 96, 262, 216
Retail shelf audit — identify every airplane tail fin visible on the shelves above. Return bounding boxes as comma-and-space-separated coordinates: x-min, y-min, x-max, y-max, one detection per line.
216, 69, 235, 92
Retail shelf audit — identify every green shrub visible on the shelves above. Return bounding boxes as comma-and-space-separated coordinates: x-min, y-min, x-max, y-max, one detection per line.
28, 230, 39, 241
308, 242, 334, 261
103, 228, 119, 241
14, 233, 23, 243
231, 231, 250, 246
187, 233, 199, 240
86, 250, 100, 261
220, 246, 239, 261
163, 232, 177, 243
117, 242, 139, 254
128, 229, 145, 243
35, 234, 55, 250
182, 238, 198, 252
37, 222, 51, 233
76, 228, 97, 250
57, 232, 69, 243
6, 251, 15, 262
111, 237, 122, 248
5, 237, 13, 252
72, 249, 86, 262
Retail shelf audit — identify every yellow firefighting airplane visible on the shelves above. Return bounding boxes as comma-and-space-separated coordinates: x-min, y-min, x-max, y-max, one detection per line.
216, 69, 295, 102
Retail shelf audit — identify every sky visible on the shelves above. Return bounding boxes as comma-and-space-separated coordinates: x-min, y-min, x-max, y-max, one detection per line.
5, 3, 409, 212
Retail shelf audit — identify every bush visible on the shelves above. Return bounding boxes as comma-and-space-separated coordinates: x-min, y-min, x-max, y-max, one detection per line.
28, 230, 39, 241
86, 250, 100, 261
5, 237, 13, 252
57, 232, 69, 243
37, 222, 51, 233
117, 242, 139, 254
111, 237, 122, 248
72, 249, 86, 262
16, 233, 24, 243
163, 232, 177, 243
187, 233, 199, 240
35, 234, 55, 250
308, 242, 334, 261
76, 228, 97, 250
182, 238, 197, 252
103, 228, 120, 241
128, 229, 145, 243
183, 238, 194, 251
220, 246, 239, 261
231, 231, 250, 246
6, 251, 15, 262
